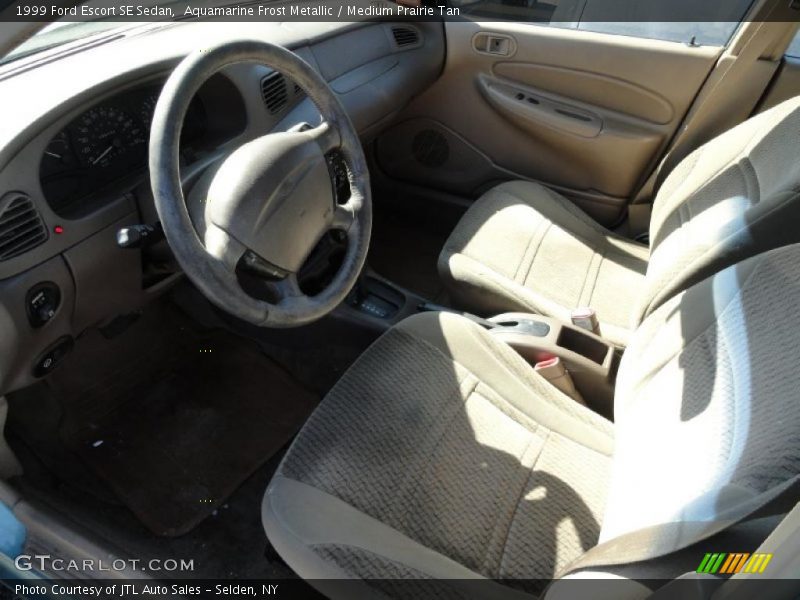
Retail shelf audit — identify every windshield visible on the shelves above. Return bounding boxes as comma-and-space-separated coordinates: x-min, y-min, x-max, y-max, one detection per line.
0, 0, 278, 66
1, 21, 145, 66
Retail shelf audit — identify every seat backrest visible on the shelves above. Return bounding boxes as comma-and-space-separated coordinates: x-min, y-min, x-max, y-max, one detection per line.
601, 244, 800, 544
636, 96, 800, 325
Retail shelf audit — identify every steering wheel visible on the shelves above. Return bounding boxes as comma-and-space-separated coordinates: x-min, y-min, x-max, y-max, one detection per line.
149, 40, 371, 327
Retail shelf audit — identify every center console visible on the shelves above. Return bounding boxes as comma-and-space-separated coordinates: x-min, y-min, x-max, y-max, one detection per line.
487, 312, 619, 418
334, 271, 618, 419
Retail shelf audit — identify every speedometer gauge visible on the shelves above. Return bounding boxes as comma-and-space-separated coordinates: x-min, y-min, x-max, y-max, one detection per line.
73, 106, 146, 169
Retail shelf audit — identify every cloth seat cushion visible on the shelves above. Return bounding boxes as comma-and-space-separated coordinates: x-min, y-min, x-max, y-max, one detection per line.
264, 247, 800, 596
438, 180, 649, 346
600, 244, 800, 543
263, 311, 614, 595
438, 97, 800, 346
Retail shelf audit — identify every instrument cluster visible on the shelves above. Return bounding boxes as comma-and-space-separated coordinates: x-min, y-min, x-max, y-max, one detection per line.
39, 84, 206, 216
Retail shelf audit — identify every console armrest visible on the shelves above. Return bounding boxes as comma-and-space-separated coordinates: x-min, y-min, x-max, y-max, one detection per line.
488, 313, 618, 418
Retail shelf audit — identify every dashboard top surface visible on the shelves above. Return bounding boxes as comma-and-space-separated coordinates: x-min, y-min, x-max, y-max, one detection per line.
0, 21, 364, 167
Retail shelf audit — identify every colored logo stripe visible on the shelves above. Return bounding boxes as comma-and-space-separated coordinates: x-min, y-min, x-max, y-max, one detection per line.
697, 553, 726, 574
743, 553, 773, 574
697, 552, 773, 574
720, 553, 749, 574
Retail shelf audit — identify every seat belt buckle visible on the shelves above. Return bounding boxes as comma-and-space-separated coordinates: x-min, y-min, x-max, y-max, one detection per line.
571, 307, 600, 336
534, 356, 585, 405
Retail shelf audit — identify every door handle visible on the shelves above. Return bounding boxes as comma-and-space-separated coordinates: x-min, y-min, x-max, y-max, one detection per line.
473, 32, 517, 57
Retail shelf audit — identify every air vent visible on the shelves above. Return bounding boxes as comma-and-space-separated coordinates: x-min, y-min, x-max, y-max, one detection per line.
260, 71, 289, 114
0, 194, 48, 262
392, 26, 421, 48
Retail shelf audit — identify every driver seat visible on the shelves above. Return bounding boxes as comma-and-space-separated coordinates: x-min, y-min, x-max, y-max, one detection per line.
263, 244, 800, 597
438, 96, 800, 346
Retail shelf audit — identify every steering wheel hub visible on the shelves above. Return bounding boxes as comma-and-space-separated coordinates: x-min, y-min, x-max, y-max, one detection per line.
206, 129, 337, 273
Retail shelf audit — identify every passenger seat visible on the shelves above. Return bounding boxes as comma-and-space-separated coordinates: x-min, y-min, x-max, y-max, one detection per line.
438, 96, 800, 346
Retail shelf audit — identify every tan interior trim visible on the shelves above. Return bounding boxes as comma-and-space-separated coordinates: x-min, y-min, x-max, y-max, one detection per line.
757, 55, 800, 112
385, 21, 722, 225
633, 1, 800, 204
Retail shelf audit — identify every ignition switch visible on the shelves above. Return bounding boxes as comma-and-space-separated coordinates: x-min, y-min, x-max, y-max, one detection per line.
26, 282, 61, 328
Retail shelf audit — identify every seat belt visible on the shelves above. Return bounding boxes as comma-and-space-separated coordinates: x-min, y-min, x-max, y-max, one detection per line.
556, 476, 799, 578
634, 6, 798, 205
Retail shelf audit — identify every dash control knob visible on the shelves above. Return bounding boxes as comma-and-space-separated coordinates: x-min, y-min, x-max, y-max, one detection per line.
32, 336, 73, 378
26, 282, 61, 328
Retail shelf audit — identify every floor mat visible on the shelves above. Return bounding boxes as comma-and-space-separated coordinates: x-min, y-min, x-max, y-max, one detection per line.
11, 448, 316, 582
49, 306, 318, 537
368, 211, 449, 301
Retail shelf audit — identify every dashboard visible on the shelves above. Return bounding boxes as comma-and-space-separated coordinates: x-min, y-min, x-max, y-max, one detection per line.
0, 20, 445, 396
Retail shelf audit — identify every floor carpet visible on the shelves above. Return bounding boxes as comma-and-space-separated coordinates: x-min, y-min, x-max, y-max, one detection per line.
20, 304, 318, 537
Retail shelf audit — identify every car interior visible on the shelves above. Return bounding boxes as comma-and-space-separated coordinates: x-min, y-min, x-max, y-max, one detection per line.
0, 1, 799, 597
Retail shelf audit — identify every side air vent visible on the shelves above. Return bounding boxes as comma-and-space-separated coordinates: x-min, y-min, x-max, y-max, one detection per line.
0, 194, 48, 262
261, 71, 289, 114
392, 26, 421, 48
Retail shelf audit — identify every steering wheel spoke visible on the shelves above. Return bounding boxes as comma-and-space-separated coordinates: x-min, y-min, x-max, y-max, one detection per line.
332, 204, 356, 232
310, 121, 341, 155
205, 223, 249, 274
266, 273, 303, 304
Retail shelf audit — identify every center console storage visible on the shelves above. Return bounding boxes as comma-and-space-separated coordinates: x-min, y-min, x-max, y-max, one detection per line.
488, 312, 619, 418
336, 274, 618, 418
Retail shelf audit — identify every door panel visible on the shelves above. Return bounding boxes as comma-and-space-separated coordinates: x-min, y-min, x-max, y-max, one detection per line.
375, 21, 722, 224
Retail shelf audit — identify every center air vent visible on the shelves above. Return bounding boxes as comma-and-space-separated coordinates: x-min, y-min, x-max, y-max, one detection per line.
261, 71, 289, 114
0, 194, 48, 262
391, 26, 421, 48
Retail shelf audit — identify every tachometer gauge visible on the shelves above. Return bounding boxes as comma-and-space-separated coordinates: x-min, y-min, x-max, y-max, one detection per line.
73, 106, 146, 169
